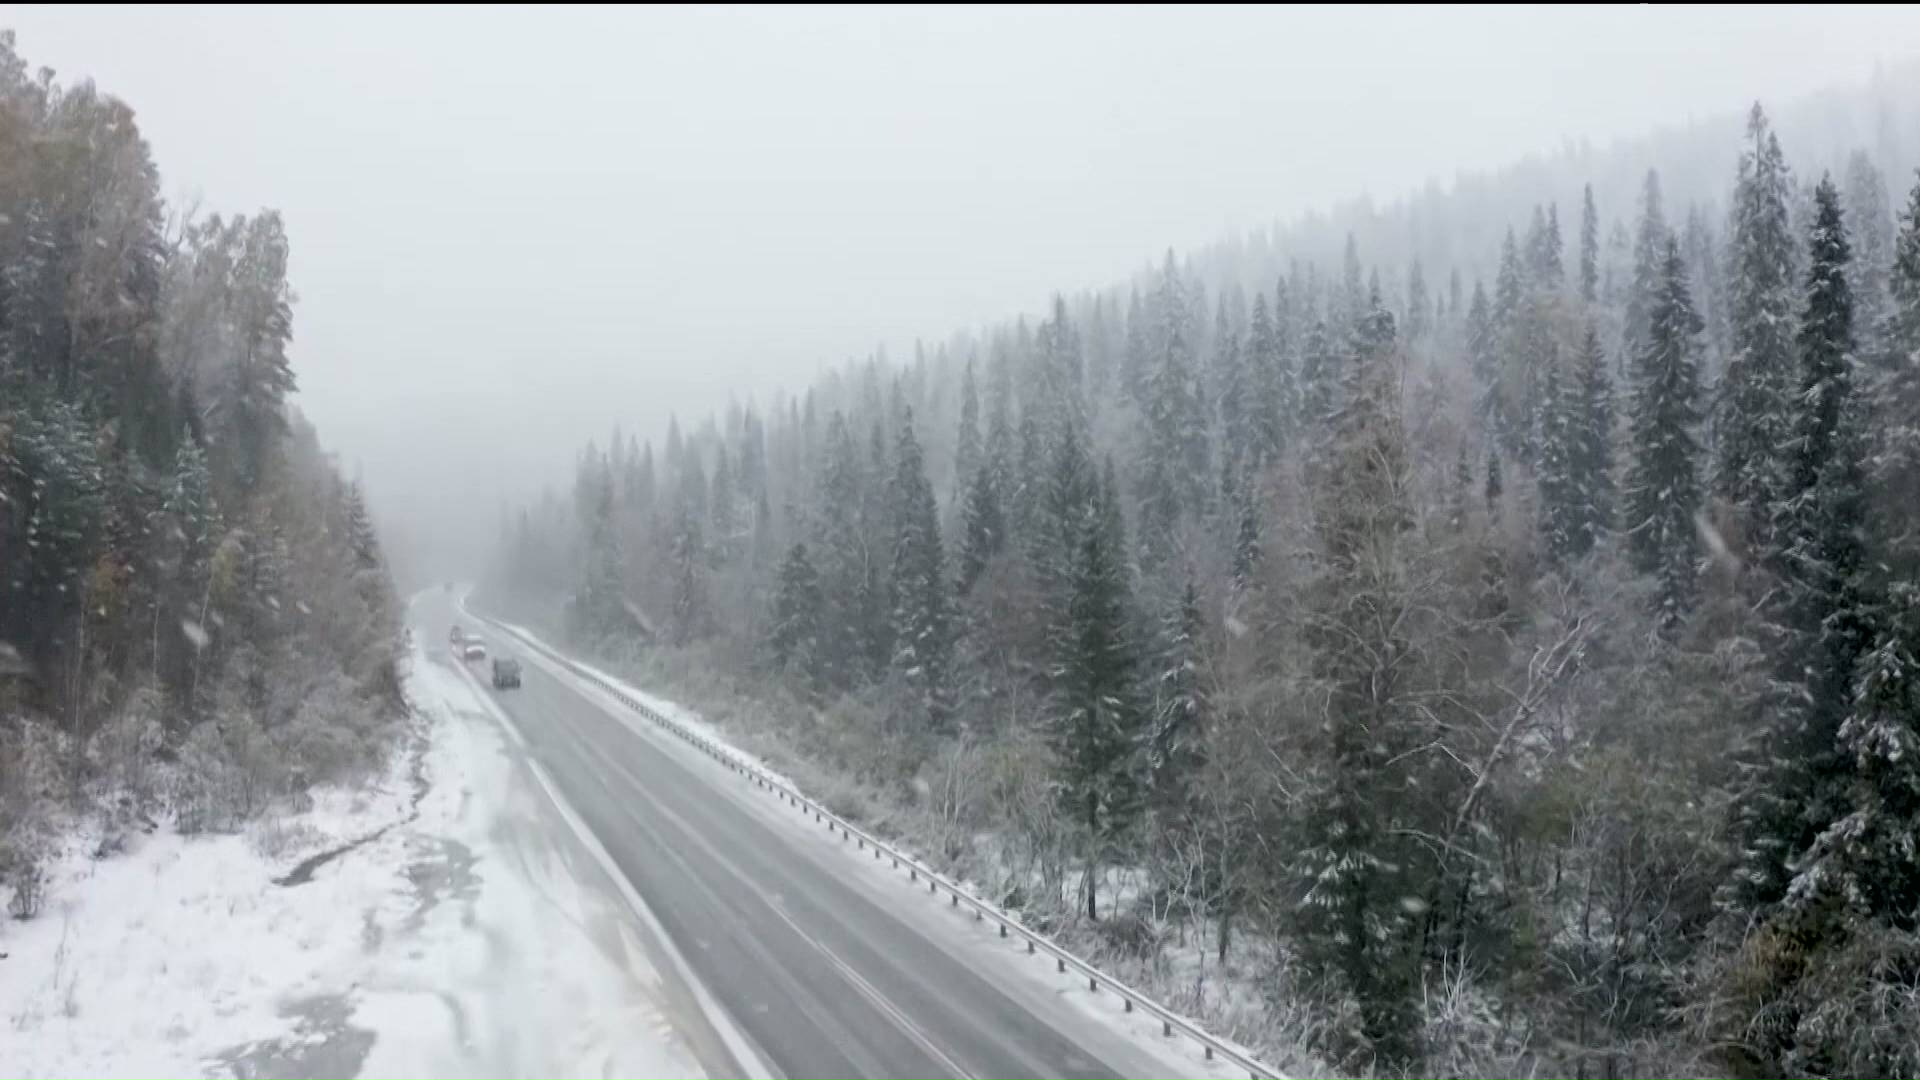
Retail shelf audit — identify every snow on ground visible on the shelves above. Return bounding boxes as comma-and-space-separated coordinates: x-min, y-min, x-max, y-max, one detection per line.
0, 641, 706, 1079
483, 609, 1272, 1080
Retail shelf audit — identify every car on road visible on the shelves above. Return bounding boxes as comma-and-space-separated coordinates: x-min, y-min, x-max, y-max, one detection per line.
463, 639, 487, 661
491, 657, 521, 689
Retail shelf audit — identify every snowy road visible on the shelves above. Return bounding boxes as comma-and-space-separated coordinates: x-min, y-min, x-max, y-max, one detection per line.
425, 590, 1213, 1080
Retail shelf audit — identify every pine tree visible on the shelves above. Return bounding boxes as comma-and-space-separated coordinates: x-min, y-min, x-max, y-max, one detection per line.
668, 455, 708, 644
1298, 316, 1338, 437
1574, 322, 1616, 552
1536, 324, 1613, 564
217, 214, 297, 503
1542, 203, 1565, 287
1214, 298, 1251, 477
1732, 177, 1880, 1013
1123, 287, 1150, 405
1246, 291, 1293, 467
1232, 481, 1261, 596
710, 444, 738, 562
1717, 105, 1800, 530
1537, 354, 1580, 563
1148, 575, 1208, 810
953, 356, 982, 506
1495, 228, 1525, 326
1034, 295, 1085, 447
1892, 171, 1920, 364
1844, 150, 1896, 365
1137, 254, 1204, 557
985, 341, 1016, 507
1872, 172, 1920, 542
1580, 182, 1600, 303
1050, 454, 1141, 921
1684, 205, 1730, 375
1449, 441, 1473, 532
1625, 169, 1669, 356
812, 412, 867, 687
1625, 239, 1705, 630
770, 541, 823, 680
343, 482, 382, 573
957, 464, 1004, 595
889, 407, 953, 734
1773, 177, 1873, 801
1467, 280, 1497, 428
1297, 286, 1424, 1067
1784, 584, 1920, 926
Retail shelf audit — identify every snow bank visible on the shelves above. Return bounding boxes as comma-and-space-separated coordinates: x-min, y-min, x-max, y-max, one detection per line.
0, 637, 706, 1079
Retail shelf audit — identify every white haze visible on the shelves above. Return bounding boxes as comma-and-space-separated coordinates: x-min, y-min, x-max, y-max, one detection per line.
6, 5, 1920, 582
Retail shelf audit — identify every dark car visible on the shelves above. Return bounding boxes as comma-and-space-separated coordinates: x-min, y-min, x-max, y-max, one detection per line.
492, 657, 522, 689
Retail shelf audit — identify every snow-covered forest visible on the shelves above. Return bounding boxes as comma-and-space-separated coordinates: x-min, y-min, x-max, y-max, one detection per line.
0, 30, 402, 913
487, 79, 1920, 1075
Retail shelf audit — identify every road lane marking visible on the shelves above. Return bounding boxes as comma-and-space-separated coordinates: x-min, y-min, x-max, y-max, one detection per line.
588, 745, 982, 1080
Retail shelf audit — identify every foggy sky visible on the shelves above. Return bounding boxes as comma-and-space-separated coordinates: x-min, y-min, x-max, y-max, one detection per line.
7, 5, 1920, 580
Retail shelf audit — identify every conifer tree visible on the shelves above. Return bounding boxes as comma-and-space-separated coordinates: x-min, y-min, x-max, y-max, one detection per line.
1625, 239, 1705, 630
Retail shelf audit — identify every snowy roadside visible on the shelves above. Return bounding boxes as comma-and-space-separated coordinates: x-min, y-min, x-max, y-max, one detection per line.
0, 639, 708, 1079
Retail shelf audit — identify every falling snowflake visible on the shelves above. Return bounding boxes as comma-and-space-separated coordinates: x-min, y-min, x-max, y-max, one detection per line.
181, 619, 210, 651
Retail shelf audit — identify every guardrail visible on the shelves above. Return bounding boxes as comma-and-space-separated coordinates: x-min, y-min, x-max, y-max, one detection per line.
471, 608, 1279, 1080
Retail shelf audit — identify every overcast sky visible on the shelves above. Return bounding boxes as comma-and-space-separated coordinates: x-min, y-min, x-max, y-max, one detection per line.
7, 5, 1920, 575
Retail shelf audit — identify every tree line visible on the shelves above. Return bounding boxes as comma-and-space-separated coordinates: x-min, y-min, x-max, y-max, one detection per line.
490, 102, 1920, 1075
1, 32, 402, 906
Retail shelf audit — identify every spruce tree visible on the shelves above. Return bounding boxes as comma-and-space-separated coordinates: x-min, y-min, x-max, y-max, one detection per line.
1297, 286, 1423, 1067
957, 464, 1004, 595
1843, 150, 1895, 364
889, 407, 953, 734
1732, 180, 1881, 1033
1624, 239, 1705, 630
1050, 446, 1141, 921
1148, 575, 1208, 810
1137, 255, 1204, 557
1542, 203, 1565, 288
1246, 292, 1293, 467
668, 455, 708, 644
1717, 105, 1799, 530
1574, 322, 1616, 552
1232, 483, 1262, 596
812, 412, 866, 688
770, 542, 823, 680
1215, 300, 1251, 478
1298, 316, 1338, 438
1536, 354, 1580, 563
1625, 169, 1669, 356
1123, 287, 1150, 405
1494, 228, 1525, 326
1580, 182, 1600, 303
954, 356, 982, 506
1466, 280, 1497, 428
1773, 177, 1873, 822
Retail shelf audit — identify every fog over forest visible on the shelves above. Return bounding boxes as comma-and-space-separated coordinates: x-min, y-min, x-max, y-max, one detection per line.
8, 7, 1920, 584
